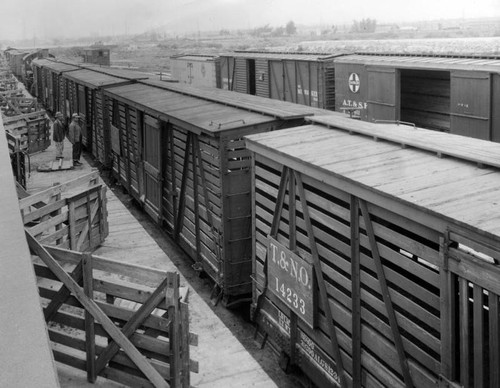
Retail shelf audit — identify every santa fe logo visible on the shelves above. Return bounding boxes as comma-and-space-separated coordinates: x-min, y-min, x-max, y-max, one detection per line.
348, 73, 360, 93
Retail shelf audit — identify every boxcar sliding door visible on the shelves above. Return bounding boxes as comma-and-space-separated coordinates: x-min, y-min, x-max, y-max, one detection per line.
367, 66, 399, 122
143, 115, 163, 222
450, 71, 491, 140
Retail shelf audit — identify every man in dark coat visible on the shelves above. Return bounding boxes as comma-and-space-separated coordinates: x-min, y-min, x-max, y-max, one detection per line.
52, 112, 65, 159
68, 113, 83, 166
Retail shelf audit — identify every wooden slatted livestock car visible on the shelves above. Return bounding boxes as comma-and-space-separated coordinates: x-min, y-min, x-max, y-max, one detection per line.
103, 80, 323, 304
31, 58, 80, 118
62, 68, 149, 166
246, 114, 500, 388
334, 54, 500, 141
219, 51, 344, 110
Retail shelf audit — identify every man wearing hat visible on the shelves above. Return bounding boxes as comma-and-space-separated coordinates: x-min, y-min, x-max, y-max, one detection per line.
68, 113, 83, 166
52, 112, 65, 159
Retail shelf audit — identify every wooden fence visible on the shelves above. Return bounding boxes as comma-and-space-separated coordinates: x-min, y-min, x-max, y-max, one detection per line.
20, 172, 108, 251
27, 235, 198, 388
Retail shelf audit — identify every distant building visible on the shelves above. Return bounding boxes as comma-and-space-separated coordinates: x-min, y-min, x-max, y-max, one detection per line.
82, 47, 110, 66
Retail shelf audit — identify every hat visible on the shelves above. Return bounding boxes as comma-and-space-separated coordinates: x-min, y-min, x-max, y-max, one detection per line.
72, 113, 79, 119
55, 112, 62, 117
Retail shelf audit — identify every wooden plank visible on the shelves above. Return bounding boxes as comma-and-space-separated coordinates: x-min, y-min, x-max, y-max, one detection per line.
167, 272, 181, 387
44, 260, 83, 322
489, 294, 500, 388
460, 278, 470, 388
473, 284, 484, 388
83, 253, 97, 383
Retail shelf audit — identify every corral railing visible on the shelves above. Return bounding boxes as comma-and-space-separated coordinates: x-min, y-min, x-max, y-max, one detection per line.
27, 234, 198, 388
20, 172, 108, 251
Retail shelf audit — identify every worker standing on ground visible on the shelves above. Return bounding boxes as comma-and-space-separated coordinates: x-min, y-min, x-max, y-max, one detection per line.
68, 113, 83, 166
52, 112, 65, 160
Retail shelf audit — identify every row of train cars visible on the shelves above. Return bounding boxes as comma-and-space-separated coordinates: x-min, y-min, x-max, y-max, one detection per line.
5, 48, 500, 388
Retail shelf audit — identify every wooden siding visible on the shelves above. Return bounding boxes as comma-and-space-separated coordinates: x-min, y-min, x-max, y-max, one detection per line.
247, 120, 500, 387
234, 58, 248, 94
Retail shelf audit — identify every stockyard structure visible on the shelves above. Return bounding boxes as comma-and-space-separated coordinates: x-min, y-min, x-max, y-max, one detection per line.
3, 41, 500, 388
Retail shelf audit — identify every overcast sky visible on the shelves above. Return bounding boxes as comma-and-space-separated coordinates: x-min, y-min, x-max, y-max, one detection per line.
1, 0, 499, 41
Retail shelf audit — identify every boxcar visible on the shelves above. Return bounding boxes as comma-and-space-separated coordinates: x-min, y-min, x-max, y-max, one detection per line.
62, 68, 149, 165
219, 51, 344, 110
335, 54, 500, 142
82, 47, 111, 66
31, 58, 80, 118
103, 80, 321, 303
170, 54, 220, 88
246, 114, 500, 387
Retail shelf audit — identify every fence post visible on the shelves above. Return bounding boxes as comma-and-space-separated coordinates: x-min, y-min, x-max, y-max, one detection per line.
167, 272, 181, 387
82, 252, 96, 383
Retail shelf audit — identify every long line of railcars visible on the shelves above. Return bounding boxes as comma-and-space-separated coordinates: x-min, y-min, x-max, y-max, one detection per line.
209, 51, 500, 142
25, 56, 500, 388
29, 57, 330, 305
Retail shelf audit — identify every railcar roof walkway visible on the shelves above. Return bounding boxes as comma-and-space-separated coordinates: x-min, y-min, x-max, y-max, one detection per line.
24, 133, 289, 387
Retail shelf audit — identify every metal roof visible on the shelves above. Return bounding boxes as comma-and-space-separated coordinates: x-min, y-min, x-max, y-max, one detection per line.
63, 69, 135, 89
246, 118, 500, 240
219, 51, 345, 61
335, 54, 500, 72
104, 83, 280, 135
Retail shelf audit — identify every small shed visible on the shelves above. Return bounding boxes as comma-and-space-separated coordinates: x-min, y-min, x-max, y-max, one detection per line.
62, 68, 149, 164
334, 54, 500, 141
246, 113, 500, 387
103, 80, 319, 303
219, 51, 344, 110
170, 54, 220, 88
31, 58, 80, 117
82, 47, 110, 66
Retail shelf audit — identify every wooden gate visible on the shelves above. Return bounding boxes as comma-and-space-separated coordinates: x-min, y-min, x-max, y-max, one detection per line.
28, 236, 198, 388
440, 230, 500, 388
143, 115, 163, 222
20, 172, 108, 251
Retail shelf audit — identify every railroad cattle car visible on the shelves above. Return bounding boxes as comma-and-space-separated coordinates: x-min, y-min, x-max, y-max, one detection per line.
103, 80, 322, 303
170, 54, 220, 88
246, 114, 500, 387
31, 58, 80, 118
219, 51, 343, 110
62, 68, 149, 165
335, 54, 500, 142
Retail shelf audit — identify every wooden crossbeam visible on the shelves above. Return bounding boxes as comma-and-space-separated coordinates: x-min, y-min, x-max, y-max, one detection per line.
94, 274, 171, 376
26, 231, 169, 388
295, 172, 347, 388
44, 260, 83, 322
359, 200, 414, 388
